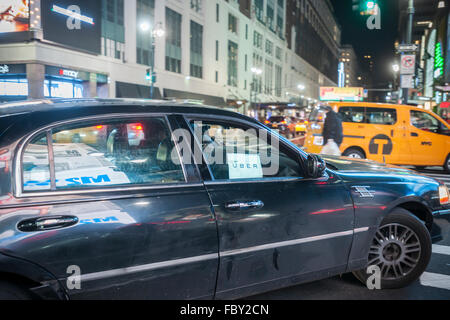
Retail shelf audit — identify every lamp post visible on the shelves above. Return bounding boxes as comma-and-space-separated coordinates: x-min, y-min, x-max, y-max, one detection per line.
249, 67, 262, 117
141, 22, 165, 99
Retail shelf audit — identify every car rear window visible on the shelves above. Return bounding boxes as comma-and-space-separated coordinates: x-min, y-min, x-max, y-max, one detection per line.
268, 116, 285, 122
22, 118, 185, 192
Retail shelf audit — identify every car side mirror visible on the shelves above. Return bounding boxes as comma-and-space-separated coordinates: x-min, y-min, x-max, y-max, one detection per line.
306, 154, 326, 178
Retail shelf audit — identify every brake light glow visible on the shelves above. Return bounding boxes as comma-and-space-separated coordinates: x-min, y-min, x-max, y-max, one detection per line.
264, 120, 270, 124
134, 125, 143, 131
96, 125, 103, 129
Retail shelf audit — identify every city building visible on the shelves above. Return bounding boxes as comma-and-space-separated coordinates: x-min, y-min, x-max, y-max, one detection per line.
0, 0, 341, 118
339, 44, 361, 88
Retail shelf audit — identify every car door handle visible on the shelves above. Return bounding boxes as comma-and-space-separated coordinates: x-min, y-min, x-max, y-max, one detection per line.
18, 216, 79, 232
411, 132, 419, 137
224, 200, 264, 212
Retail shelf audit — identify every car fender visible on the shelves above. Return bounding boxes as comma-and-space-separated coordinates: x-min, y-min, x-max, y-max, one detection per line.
0, 250, 68, 300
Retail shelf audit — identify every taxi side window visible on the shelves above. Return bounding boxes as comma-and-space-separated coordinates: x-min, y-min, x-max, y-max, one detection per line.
365, 108, 397, 125
22, 118, 185, 192
410, 111, 440, 134
191, 120, 302, 180
338, 107, 365, 123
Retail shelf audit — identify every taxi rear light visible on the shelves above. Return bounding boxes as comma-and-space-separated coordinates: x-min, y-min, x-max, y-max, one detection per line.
96, 125, 104, 129
264, 120, 270, 124
439, 185, 450, 205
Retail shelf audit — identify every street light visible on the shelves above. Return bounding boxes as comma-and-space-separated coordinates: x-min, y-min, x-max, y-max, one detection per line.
141, 21, 165, 99
297, 84, 305, 91
249, 67, 263, 117
392, 64, 400, 73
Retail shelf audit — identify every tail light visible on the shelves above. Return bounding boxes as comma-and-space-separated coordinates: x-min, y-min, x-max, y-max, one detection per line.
132, 124, 144, 131
264, 120, 270, 124
281, 121, 287, 125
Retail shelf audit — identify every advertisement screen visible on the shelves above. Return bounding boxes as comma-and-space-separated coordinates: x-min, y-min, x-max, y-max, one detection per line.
41, 0, 101, 54
320, 87, 364, 102
0, 0, 29, 33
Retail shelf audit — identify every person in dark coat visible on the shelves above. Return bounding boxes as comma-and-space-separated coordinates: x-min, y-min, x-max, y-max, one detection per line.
322, 106, 343, 147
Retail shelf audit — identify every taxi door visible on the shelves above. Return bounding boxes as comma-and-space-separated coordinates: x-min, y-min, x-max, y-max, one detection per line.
363, 107, 412, 165
406, 109, 449, 166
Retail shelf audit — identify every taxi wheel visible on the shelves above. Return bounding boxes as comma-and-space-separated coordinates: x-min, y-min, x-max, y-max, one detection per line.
343, 148, 365, 159
353, 208, 431, 289
444, 154, 450, 173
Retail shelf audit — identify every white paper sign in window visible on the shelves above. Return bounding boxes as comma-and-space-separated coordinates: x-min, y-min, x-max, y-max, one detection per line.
227, 153, 263, 180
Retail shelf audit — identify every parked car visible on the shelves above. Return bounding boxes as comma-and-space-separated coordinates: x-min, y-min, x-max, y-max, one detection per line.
303, 102, 450, 172
290, 117, 308, 134
0, 99, 448, 300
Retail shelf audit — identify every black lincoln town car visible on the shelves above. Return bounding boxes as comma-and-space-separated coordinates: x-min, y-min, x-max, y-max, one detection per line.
0, 99, 448, 300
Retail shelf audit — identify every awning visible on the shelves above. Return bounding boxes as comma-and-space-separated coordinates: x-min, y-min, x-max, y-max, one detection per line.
164, 89, 227, 107
116, 81, 162, 99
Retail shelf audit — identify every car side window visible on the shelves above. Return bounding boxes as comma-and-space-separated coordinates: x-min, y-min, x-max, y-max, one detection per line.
338, 107, 365, 123
365, 108, 397, 125
22, 118, 185, 192
23, 133, 51, 191
191, 120, 302, 180
410, 111, 440, 134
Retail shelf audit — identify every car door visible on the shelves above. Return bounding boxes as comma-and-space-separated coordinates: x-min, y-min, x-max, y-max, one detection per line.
185, 115, 355, 299
407, 109, 448, 166
363, 107, 412, 165
5, 113, 218, 299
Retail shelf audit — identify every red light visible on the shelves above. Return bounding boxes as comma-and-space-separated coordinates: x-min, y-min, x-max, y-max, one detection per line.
264, 120, 270, 124
96, 125, 103, 129
281, 121, 287, 124
134, 125, 143, 130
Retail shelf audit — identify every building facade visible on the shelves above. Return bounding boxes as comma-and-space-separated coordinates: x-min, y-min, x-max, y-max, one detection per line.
0, 0, 341, 117
339, 44, 361, 88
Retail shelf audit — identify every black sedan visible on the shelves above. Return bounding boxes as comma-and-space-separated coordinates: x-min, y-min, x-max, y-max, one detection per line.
0, 99, 448, 300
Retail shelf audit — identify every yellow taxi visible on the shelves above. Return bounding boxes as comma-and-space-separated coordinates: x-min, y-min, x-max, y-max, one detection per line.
303, 102, 450, 171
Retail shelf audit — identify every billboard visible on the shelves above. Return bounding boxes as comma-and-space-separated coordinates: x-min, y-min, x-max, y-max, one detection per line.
0, 0, 29, 33
320, 87, 364, 102
41, 0, 101, 54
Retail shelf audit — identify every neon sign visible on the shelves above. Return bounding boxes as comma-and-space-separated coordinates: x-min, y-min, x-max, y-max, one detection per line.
51, 4, 95, 26
434, 42, 444, 78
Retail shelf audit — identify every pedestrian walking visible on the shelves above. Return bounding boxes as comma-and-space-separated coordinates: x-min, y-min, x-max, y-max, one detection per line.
321, 106, 343, 156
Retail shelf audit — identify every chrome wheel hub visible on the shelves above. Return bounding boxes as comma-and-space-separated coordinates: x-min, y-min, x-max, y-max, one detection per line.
368, 223, 421, 280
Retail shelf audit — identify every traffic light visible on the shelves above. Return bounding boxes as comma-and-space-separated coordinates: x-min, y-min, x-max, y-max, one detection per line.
146, 68, 157, 83
352, 0, 378, 16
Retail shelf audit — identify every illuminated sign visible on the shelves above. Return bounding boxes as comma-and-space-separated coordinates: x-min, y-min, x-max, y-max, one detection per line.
0, 0, 30, 33
59, 69, 79, 78
0, 65, 9, 74
320, 87, 364, 102
434, 42, 444, 79
51, 4, 95, 27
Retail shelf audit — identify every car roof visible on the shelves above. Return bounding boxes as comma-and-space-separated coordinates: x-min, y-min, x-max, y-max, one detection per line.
327, 101, 424, 110
0, 98, 254, 122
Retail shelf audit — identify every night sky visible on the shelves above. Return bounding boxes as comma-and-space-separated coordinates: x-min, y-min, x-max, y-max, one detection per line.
330, 0, 400, 88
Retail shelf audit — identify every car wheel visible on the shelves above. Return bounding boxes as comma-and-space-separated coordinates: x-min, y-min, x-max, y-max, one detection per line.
444, 154, 450, 173
343, 148, 365, 159
0, 281, 35, 300
353, 208, 431, 289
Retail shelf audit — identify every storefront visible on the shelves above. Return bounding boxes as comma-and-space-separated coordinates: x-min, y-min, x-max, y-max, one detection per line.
0, 64, 109, 102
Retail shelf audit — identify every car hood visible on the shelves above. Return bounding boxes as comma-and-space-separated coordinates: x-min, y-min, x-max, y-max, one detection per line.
320, 155, 441, 185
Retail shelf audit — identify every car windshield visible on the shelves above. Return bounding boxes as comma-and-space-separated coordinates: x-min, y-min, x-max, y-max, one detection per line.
309, 107, 327, 123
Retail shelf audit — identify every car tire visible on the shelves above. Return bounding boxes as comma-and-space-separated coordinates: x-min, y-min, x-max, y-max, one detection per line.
444, 154, 450, 173
343, 148, 365, 159
352, 208, 431, 289
0, 281, 35, 300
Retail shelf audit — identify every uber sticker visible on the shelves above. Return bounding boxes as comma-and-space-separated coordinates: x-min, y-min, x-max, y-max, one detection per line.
227, 153, 263, 179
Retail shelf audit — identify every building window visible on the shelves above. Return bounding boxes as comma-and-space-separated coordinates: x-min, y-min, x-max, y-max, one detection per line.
264, 59, 273, 95
275, 65, 282, 97
102, 0, 125, 59
216, 3, 219, 22
255, 0, 264, 23
215, 71, 219, 83
228, 13, 238, 34
266, 0, 275, 32
265, 40, 273, 56
228, 41, 238, 87
275, 47, 282, 60
190, 20, 203, 78
215, 40, 219, 61
136, 0, 155, 66
253, 31, 263, 49
191, 0, 202, 12
165, 7, 182, 73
